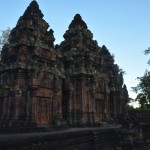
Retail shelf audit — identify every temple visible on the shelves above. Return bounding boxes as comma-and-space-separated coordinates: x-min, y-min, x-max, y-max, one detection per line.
0, 1, 128, 128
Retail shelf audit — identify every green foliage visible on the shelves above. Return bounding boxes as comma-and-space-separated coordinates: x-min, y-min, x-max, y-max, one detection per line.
132, 70, 150, 110
119, 68, 126, 76
127, 97, 137, 110
135, 93, 150, 109
131, 48, 150, 110
144, 47, 150, 65
128, 97, 134, 102
127, 104, 135, 110
0, 27, 11, 50
144, 47, 150, 55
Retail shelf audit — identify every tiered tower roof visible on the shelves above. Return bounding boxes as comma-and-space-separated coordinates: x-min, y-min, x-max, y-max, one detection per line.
8, 0, 54, 48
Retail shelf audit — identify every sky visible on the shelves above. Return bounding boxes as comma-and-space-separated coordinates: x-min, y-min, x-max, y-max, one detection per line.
0, 0, 150, 107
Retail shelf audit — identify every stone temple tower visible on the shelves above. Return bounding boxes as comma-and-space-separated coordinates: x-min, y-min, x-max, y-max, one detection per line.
59, 14, 128, 126
59, 14, 101, 125
0, 1, 128, 129
0, 1, 64, 128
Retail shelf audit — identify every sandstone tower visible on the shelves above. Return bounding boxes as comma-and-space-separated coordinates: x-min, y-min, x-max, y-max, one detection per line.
59, 14, 128, 126
0, 1, 64, 128
0, 1, 128, 129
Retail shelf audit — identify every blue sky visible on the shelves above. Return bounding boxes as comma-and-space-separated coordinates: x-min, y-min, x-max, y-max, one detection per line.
0, 0, 150, 106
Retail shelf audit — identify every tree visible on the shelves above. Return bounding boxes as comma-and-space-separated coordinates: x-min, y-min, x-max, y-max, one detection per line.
145, 47, 150, 65
132, 70, 150, 109
135, 93, 149, 110
0, 27, 11, 50
131, 47, 150, 110
127, 97, 135, 110
145, 47, 150, 55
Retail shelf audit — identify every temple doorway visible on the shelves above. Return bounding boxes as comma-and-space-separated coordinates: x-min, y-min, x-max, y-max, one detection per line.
36, 99, 50, 125
95, 99, 104, 121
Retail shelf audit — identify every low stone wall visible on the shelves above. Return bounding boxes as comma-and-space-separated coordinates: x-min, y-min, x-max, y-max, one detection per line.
141, 123, 150, 142
128, 110, 150, 123
128, 110, 150, 143
0, 125, 149, 150
0, 127, 119, 150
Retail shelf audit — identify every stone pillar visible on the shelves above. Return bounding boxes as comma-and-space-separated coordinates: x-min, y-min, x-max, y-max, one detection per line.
1, 98, 7, 120
105, 93, 110, 121
68, 89, 75, 124
14, 96, 21, 120
54, 78, 62, 126
81, 78, 88, 126
3, 98, 8, 119
113, 92, 117, 117
26, 91, 30, 120
115, 92, 120, 116
87, 87, 90, 125
27, 90, 33, 122
6, 97, 11, 119
32, 97, 36, 123
89, 90, 95, 127
51, 92, 56, 125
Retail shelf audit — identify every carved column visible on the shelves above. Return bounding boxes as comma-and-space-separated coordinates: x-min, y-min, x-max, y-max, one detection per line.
105, 93, 110, 121
68, 81, 75, 125
6, 97, 11, 120
2, 98, 7, 119
14, 95, 21, 120
113, 92, 117, 117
